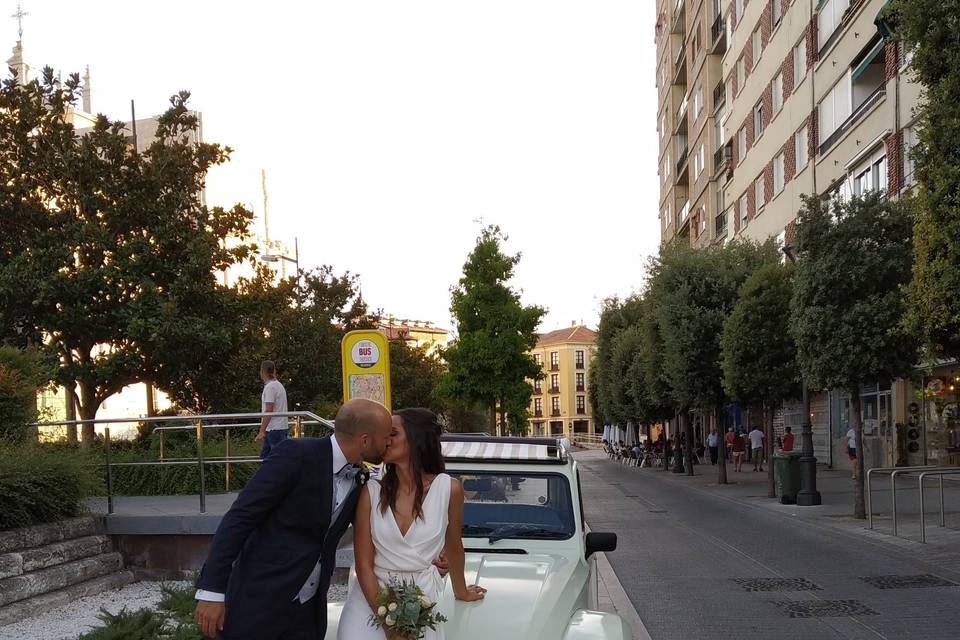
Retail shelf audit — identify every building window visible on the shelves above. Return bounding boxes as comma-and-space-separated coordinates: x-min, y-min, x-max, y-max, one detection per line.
752, 28, 762, 66
576, 396, 586, 414
659, 112, 666, 140
772, 72, 783, 114
771, 0, 783, 27
819, 75, 852, 151
818, 0, 851, 52
576, 372, 585, 390
550, 373, 559, 390
693, 23, 701, 58
755, 175, 766, 212
662, 152, 671, 182
904, 126, 917, 186
736, 58, 745, 94
737, 127, 746, 163
794, 38, 807, 84
550, 351, 559, 367
575, 350, 585, 368
754, 102, 764, 138
795, 126, 809, 169
739, 194, 748, 228
692, 85, 702, 120
850, 151, 887, 196
551, 396, 560, 414
664, 201, 672, 226
693, 144, 704, 180
774, 153, 785, 195
534, 353, 542, 366
534, 397, 543, 414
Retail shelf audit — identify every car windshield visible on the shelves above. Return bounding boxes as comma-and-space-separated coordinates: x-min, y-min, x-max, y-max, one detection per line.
448, 471, 575, 542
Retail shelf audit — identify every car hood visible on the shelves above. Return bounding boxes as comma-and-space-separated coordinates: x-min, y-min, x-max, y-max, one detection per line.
438, 550, 588, 640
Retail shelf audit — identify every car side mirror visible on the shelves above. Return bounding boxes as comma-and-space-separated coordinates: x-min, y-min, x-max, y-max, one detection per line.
585, 532, 617, 559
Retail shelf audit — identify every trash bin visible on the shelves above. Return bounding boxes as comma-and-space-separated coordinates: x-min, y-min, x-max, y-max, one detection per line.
774, 451, 803, 504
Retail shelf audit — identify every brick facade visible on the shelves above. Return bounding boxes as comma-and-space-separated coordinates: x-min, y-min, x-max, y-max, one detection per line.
784, 135, 796, 182
806, 17, 818, 67
884, 41, 899, 82
886, 131, 904, 194
807, 110, 818, 160
763, 162, 774, 210
782, 49, 794, 102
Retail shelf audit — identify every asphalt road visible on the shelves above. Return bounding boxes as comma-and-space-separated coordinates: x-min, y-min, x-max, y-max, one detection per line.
576, 452, 960, 640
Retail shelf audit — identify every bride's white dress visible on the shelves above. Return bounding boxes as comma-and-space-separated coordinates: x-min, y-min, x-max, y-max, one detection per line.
337, 474, 450, 640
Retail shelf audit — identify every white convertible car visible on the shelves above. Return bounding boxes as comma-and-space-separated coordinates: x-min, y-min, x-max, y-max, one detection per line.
325, 435, 629, 640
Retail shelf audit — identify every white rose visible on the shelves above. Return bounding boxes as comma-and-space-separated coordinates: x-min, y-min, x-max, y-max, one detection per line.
387, 603, 398, 612
420, 596, 432, 608
377, 606, 387, 616
385, 615, 396, 627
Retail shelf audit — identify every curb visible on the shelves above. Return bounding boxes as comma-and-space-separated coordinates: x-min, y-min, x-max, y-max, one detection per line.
595, 550, 651, 640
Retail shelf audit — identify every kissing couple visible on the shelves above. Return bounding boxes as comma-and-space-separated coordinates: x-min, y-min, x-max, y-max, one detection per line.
194, 399, 487, 639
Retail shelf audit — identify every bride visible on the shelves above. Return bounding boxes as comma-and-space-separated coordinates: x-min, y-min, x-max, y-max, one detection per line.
337, 408, 486, 639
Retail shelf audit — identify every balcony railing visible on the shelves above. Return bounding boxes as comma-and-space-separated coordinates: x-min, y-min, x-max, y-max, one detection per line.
671, 0, 685, 34
532, 386, 542, 395
551, 409, 562, 417
534, 410, 543, 418
713, 143, 732, 176
709, 14, 727, 55
819, 88, 885, 156
576, 385, 585, 392
548, 386, 560, 394
550, 363, 559, 371
676, 145, 689, 174
576, 406, 586, 415
575, 361, 584, 369
678, 200, 690, 224
715, 211, 728, 239
712, 81, 725, 115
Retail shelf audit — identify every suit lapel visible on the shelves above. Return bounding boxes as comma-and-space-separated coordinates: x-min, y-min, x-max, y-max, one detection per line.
317, 436, 333, 530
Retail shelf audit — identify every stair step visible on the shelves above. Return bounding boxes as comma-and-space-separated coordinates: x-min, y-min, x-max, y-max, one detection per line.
0, 517, 98, 555
0, 570, 135, 626
0, 535, 112, 580
0, 552, 123, 607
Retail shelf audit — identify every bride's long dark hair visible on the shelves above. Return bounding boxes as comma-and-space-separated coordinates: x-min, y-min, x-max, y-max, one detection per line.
379, 408, 445, 520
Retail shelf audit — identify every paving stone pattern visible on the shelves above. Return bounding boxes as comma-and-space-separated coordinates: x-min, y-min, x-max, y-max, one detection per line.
858, 573, 959, 589
575, 450, 960, 640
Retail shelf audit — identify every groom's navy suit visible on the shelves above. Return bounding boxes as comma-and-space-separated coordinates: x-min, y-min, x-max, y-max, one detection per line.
196, 436, 360, 640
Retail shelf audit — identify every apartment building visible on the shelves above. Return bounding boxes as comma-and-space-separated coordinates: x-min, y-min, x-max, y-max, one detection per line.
527, 326, 597, 437
656, 0, 920, 248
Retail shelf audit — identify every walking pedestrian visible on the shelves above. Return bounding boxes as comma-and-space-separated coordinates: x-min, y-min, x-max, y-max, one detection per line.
782, 426, 794, 452
846, 427, 858, 478
749, 425, 765, 472
255, 360, 289, 459
725, 427, 735, 461
731, 431, 746, 472
706, 427, 720, 465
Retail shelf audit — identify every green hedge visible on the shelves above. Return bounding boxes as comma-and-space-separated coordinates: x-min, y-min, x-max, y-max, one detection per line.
0, 443, 103, 530
78, 583, 203, 640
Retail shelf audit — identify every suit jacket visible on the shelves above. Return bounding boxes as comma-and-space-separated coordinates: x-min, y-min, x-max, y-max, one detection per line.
196, 436, 359, 639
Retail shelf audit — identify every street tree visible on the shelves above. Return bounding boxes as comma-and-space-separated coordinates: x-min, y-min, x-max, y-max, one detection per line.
439, 226, 545, 435
0, 70, 255, 443
650, 239, 777, 481
721, 262, 800, 497
389, 340, 445, 413
790, 192, 916, 518
885, 1, 960, 360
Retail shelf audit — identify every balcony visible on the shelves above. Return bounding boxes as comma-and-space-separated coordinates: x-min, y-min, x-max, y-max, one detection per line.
575, 361, 584, 370
576, 385, 585, 392
676, 138, 689, 175
575, 406, 586, 415
709, 14, 727, 55
712, 81, 725, 116
678, 200, 691, 227
819, 88, 885, 156
713, 142, 732, 177
550, 363, 559, 372
715, 209, 728, 240
534, 410, 543, 418
672, 43, 687, 86
548, 386, 560, 394
532, 386, 542, 395
551, 409, 562, 417
671, 0, 685, 34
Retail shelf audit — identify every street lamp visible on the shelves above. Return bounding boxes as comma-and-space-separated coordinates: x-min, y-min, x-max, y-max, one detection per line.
782, 243, 822, 506
260, 237, 301, 303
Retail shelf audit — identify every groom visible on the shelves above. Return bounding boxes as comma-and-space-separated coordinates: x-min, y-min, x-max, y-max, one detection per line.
194, 398, 393, 640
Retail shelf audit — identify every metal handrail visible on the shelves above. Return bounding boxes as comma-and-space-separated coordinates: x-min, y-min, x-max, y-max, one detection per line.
866, 465, 940, 533
918, 468, 960, 543
36, 411, 335, 515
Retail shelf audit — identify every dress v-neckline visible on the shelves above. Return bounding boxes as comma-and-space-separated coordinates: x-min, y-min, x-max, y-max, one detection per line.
389, 474, 443, 539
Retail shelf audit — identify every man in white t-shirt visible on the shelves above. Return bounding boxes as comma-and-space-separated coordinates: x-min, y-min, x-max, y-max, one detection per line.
256, 360, 289, 459
748, 426, 765, 472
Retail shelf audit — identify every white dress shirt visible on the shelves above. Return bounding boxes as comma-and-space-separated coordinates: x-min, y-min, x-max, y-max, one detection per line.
196, 435, 355, 603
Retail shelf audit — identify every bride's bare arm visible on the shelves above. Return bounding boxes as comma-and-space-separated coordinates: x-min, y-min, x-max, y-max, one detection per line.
353, 485, 381, 610
444, 478, 486, 601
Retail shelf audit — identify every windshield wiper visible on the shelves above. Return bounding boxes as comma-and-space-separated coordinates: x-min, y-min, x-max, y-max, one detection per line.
487, 524, 567, 544
461, 524, 495, 536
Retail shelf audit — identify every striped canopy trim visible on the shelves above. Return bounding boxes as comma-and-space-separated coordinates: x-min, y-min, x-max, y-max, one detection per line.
441, 440, 558, 461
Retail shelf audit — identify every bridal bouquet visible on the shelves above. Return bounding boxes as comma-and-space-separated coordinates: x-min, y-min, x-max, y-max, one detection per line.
368, 578, 447, 639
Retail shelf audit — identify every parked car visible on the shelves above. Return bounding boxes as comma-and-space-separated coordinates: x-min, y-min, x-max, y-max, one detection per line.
325, 435, 629, 639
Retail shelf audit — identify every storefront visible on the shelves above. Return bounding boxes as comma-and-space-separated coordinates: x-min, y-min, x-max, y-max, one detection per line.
906, 362, 960, 467
830, 381, 898, 472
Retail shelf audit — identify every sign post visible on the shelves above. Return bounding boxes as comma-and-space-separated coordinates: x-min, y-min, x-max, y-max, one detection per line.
341, 330, 391, 410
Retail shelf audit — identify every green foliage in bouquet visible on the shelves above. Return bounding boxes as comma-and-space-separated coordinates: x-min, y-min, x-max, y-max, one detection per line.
369, 578, 447, 639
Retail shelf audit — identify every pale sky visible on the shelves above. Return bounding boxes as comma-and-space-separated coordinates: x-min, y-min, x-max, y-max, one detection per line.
11, 0, 659, 333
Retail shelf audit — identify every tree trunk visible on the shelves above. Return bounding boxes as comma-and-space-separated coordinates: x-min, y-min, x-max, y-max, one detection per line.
684, 411, 695, 476
489, 400, 497, 436
766, 404, 776, 499
716, 406, 728, 485
498, 403, 507, 437
850, 391, 866, 519
65, 387, 78, 444
78, 382, 98, 445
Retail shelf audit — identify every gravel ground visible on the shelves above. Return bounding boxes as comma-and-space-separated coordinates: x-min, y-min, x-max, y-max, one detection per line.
0, 581, 350, 640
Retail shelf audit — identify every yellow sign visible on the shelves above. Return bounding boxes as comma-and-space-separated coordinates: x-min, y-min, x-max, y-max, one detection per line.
341, 330, 391, 410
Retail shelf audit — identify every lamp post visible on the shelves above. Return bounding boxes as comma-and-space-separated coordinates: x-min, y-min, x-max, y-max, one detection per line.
782, 243, 822, 506
260, 237, 301, 303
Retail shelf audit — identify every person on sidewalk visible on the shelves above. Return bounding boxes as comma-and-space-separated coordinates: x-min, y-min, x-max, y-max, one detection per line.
782, 426, 794, 452
725, 427, 735, 461
846, 427, 858, 478
256, 360, 289, 459
731, 431, 746, 472
749, 426, 765, 472
706, 427, 720, 465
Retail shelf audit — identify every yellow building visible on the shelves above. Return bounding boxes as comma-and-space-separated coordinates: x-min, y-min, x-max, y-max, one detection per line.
377, 317, 449, 354
527, 326, 597, 437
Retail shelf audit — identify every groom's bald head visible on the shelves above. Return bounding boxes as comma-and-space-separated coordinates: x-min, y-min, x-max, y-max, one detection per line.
334, 399, 392, 464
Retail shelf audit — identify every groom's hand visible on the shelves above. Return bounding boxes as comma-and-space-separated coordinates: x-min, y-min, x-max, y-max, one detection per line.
433, 552, 449, 577
195, 600, 225, 638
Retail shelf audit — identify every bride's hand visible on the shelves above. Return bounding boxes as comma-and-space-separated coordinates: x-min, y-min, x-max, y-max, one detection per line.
454, 584, 487, 601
